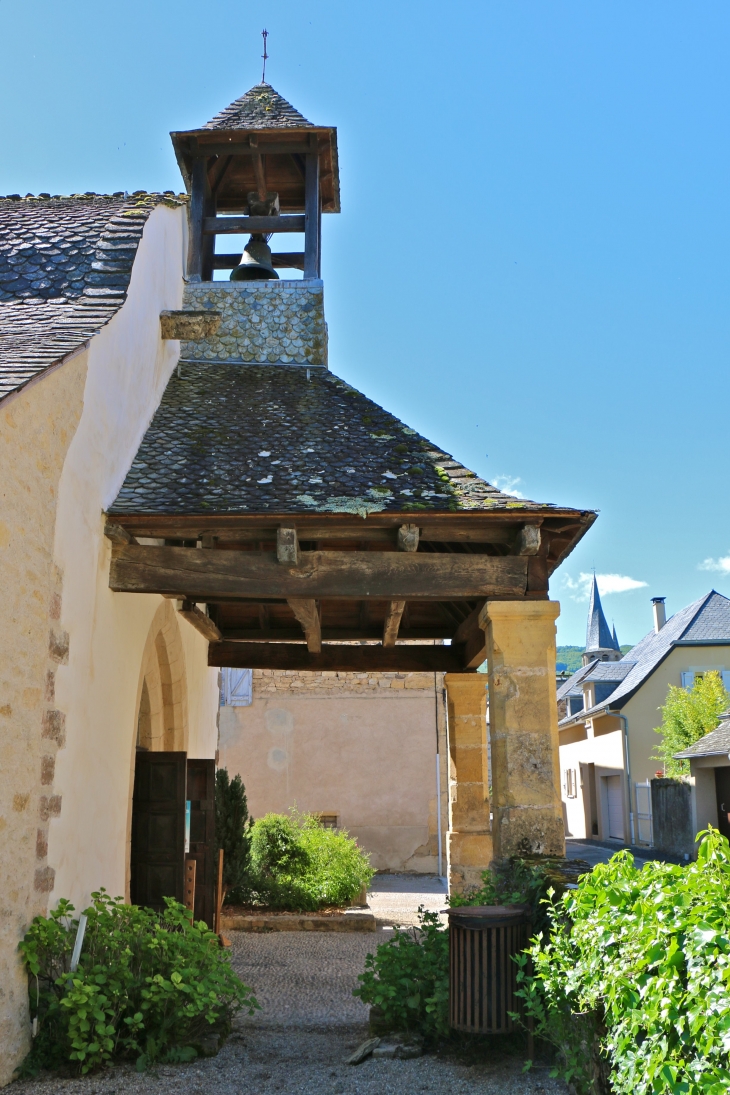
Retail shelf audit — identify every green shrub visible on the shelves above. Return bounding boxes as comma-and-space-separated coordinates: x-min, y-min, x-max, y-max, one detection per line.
450, 857, 554, 936
19, 889, 258, 1076
516, 828, 730, 1095
215, 768, 254, 904
353, 908, 450, 1041
247, 811, 373, 911
654, 670, 730, 776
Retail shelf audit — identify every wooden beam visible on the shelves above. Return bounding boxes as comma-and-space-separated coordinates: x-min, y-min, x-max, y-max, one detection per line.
304, 144, 320, 279
109, 545, 530, 601
277, 527, 300, 567
287, 598, 321, 653
213, 252, 305, 270
451, 601, 488, 669
382, 601, 406, 648
220, 627, 451, 641
178, 600, 222, 643
203, 215, 305, 235
209, 642, 470, 673
195, 140, 314, 158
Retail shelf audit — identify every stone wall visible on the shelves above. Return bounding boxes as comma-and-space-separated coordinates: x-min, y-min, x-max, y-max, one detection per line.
0, 351, 88, 1086
219, 669, 448, 874
180, 280, 327, 367
251, 668, 439, 696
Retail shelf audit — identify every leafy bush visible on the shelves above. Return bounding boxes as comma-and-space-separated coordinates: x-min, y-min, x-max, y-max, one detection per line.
654, 670, 730, 776
450, 856, 555, 936
516, 829, 730, 1095
353, 908, 450, 1041
215, 768, 254, 904
246, 811, 373, 911
19, 889, 258, 1076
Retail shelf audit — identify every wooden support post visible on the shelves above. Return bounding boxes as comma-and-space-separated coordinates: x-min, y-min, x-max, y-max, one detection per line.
187, 157, 207, 281
277, 526, 300, 566
201, 194, 217, 282
184, 856, 197, 921
304, 139, 320, 279
249, 135, 267, 199
287, 598, 321, 653
215, 848, 224, 935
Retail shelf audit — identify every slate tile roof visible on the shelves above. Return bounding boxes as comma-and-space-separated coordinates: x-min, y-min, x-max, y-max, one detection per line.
586, 574, 619, 652
203, 83, 315, 131
0, 191, 185, 401
110, 363, 569, 517
556, 662, 594, 701
559, 591, 730, 725
675, 712, 730, 758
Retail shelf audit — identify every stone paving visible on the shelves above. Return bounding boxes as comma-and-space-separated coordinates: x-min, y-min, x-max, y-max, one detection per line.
15, 874, 568, 1095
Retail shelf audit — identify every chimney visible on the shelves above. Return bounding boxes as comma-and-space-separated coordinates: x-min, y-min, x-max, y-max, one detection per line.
652, 597, 666, 633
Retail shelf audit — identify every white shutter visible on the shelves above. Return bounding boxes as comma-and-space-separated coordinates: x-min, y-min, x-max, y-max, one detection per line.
722, 671, 730, 693
223, 668, 253, 707
681, 671, 694, 689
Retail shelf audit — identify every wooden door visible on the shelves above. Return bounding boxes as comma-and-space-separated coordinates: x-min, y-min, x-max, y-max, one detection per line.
715, 768, 730, 842
131, 751, 186, 911
186, 759, 216, 928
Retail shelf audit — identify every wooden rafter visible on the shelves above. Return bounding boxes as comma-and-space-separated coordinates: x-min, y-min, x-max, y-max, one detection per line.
209, 642, 469, 673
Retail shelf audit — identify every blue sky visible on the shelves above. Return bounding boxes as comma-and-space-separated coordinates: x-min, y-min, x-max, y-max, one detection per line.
2, 1, 729, 645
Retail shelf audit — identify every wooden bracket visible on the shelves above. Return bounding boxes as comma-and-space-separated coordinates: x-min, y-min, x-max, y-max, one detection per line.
287, 598, 321, 653
277, 526, 300, 566
383, 600, 406, 648
397, 524, 420, 552
517, 525, 542, 556
178, 600, 222, 643
104, 522, 136, 546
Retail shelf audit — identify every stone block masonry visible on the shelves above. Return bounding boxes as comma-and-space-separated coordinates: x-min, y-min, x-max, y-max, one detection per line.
180, 280, 327, 367
251, 668, 438, 696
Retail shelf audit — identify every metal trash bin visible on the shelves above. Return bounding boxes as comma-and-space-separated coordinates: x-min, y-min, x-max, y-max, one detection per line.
448, 904, 530, 1033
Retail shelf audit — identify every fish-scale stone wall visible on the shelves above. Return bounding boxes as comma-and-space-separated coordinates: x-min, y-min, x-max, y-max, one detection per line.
179, 280, 327, 367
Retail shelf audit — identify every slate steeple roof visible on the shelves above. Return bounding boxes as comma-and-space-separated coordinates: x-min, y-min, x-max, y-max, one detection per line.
203, 83, 315, 131
586, 574, 618, 653
612, 623, 620, 649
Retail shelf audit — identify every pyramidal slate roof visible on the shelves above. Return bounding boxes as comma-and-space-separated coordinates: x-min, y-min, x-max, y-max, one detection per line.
586, 574, 618, 652
203, 83, 315, 131
109, 363, 572, 517
0, 191, 185, 401
560, 590, 730, 724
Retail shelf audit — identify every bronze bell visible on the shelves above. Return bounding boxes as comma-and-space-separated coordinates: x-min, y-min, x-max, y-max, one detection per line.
230, 234, 279, 281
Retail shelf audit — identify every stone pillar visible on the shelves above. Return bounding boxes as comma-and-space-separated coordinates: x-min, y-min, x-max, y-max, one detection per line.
480, 601, 564, 858
444, 674, 491, 894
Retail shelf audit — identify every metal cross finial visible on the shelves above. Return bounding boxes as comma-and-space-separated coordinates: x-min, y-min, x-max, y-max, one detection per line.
261, 28, 269, 83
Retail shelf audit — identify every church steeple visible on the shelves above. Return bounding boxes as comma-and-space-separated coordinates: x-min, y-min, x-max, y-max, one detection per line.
582, 575, 621, 665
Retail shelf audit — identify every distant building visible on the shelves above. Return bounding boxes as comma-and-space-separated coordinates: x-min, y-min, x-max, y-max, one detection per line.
558, 587, 730, 845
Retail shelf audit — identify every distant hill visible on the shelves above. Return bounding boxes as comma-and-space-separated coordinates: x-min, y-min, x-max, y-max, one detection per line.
556, 645, 634, 674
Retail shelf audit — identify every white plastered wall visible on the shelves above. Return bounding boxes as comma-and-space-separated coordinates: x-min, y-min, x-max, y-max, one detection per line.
48, 204, 219, 912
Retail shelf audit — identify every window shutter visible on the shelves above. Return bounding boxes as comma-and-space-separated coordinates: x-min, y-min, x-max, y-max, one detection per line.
722, 671, 730, 692
681, 671, 694, 689
223, 668, 253, 707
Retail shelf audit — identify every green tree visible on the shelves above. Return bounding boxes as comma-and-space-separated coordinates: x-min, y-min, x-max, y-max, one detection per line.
214, 769, 252, 900
653, 670, 730, 776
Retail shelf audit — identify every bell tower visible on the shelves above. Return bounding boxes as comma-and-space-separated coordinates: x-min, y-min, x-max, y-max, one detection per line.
170, 82, 339, 282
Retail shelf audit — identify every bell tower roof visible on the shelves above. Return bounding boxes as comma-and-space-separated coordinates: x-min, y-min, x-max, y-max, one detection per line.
203, 82, 315, 131
171, 81, 340, 216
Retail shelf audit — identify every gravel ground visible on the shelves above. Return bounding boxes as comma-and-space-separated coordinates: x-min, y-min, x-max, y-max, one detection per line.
14, 876, 568, 1095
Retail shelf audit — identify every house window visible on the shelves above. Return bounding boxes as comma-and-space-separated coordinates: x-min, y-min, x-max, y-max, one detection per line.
316, 813, 338, 829
221, 668, 253, 707
564, 769, 578, 799
681, 670, 730, 690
